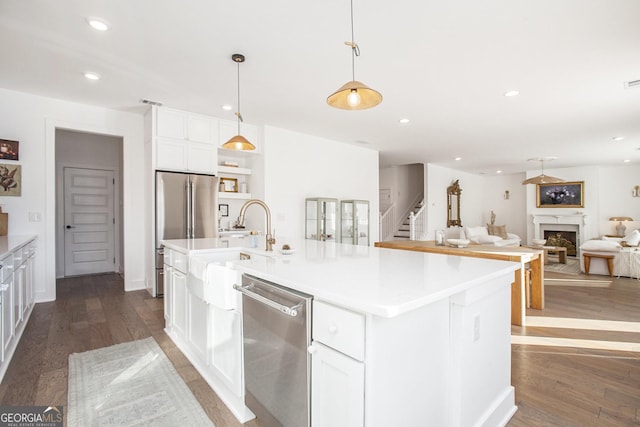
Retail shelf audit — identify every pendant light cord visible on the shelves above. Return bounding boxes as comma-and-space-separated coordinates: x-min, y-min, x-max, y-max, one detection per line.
236, 60, 241, 134
349, 0, 360, 81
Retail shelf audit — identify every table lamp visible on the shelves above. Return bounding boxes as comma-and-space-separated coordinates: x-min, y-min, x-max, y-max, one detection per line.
609, 216, 633, 236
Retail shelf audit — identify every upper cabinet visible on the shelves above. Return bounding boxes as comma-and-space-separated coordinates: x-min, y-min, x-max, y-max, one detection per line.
154, 107, 219, 174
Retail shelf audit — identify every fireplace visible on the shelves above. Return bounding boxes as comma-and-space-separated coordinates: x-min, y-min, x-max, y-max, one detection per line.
532, 214, 587, 257
543, 229, 577, 256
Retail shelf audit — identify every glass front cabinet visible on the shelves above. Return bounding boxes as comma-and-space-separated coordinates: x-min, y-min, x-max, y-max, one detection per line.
306, 198, 338, 241
340, 200, 370, 246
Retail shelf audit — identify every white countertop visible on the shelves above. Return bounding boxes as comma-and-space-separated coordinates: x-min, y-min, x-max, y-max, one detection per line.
161, 237, 519, 318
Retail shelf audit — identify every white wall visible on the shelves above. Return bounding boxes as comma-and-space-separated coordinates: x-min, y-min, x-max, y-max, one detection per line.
425, 164, 486, 239
0, 88, 145, 302
55, 129, 123, 277
481, 173, 527, 240
263, 126, 379, 244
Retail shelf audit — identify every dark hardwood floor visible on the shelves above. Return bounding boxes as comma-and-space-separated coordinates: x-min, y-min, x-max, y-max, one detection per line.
0, 274, 261, 427
1, 271, 638, 426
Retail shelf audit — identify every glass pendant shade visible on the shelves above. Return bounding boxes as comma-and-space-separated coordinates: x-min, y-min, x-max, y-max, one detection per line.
327, 80, 383, 110
222, 134, 255, 150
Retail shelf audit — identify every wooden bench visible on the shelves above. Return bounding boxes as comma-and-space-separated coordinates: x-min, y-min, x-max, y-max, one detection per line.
583, 252, 614, 276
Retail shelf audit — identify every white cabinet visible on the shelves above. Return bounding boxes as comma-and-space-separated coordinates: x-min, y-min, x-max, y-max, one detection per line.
172, 269, 187, 338
0, 253, 14, 361
154, 107, 218, 174
311, 342, 365, 427
0, 236, 36, 381
187, 281, 208, 362
209, 305, 243, 397
311, 300, 365, 427
163, 265, 173, 329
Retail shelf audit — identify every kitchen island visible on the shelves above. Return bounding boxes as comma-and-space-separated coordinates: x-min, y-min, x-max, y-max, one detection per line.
161, 237, 519, 426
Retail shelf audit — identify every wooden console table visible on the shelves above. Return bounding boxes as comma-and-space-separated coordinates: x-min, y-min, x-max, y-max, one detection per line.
522, 245, 567, 264
374, 240, 544, 326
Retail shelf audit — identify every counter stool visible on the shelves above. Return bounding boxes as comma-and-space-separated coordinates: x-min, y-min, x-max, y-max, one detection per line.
583, 252, 614, 276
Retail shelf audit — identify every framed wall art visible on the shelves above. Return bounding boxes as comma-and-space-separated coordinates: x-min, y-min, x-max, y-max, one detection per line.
536, 181, 584, 208
219, 203, 229, 217
0, 139, 19, 161
0, 164, 21, 196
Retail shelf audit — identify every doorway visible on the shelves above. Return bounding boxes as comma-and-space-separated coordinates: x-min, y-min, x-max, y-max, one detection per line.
63, 167, 116, 276
55, 129, 123, 278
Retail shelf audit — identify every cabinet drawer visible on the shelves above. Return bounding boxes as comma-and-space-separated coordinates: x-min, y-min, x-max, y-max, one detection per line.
313, 300, 365, 361
171, 251, 187, 274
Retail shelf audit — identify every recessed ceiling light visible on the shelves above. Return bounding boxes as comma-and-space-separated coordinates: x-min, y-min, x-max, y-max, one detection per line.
504, 90, 520, 97
612, 136, 625, 141
221, 104, 233, 111
399, 118, 410, 124
83, 72, 101, 81
624, 159, 631, 163
86, 17, 110, 31
454, 157, 462, 161
496, 170, 502, 174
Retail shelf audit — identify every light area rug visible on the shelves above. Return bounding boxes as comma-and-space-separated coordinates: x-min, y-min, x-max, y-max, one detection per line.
544, 256, 613, 287
68, 337, 214, 427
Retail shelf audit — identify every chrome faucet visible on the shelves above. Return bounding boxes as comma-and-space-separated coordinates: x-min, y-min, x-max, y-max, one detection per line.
237, 199, 276, 251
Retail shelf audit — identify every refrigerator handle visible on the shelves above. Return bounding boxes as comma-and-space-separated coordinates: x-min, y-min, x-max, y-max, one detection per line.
186, 178, 192, 238
190, 178, 196, 238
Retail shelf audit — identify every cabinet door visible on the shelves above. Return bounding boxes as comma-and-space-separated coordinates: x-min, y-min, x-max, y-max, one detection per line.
25, 254, 34, 310
210, 305, 243, 397
1, 279, 14, 360
13, 265, 24, 329
311, 342, 364, 427
187, 289, 208, 363
19, 264, 28, 319
156, 138, 187, 171
186, 141, 217, 173
172, 270, 187, 337
187, 114, 216, 143
163, 265, 173, 329
156, 108, 187, 139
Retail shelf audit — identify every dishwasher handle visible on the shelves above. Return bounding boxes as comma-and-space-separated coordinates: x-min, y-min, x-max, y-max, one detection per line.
233, 283, 302, 317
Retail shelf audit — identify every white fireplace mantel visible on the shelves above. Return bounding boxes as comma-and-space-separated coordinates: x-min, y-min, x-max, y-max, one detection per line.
532, 214, 588, 247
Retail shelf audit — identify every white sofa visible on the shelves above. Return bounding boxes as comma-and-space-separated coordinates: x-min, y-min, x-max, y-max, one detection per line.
462, 225, 521, 247
579, 233, 640, 278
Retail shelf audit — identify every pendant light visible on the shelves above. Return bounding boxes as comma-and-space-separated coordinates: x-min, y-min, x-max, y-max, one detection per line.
521, 157, 565, 185
222, 53, 255, 151
327, 0, 382, 110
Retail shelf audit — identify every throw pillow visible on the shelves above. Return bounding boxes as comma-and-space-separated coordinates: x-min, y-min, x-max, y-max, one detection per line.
470, 235, 503, 244
465, 226, 489, 239
580, 240, 621, 251
487, 224, 508, 239
623, 229, 640, 246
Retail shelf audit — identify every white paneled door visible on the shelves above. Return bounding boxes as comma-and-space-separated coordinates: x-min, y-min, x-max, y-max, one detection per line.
64, 167, 115, 276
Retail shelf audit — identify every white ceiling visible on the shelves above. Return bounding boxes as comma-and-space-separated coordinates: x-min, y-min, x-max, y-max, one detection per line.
1, 0, 639, 175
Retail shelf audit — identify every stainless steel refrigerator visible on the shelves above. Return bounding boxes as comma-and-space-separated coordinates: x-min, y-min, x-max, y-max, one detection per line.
155, 171, 219, 296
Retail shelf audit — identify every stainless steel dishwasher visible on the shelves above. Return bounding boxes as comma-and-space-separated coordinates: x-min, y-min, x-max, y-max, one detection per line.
234, 274, 312, 427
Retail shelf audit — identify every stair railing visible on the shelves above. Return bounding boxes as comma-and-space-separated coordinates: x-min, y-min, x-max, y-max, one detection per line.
409, 202, 427, 240
378, 203, 396, 242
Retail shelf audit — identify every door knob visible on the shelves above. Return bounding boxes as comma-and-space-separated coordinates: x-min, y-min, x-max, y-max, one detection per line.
66, 225, 75, 229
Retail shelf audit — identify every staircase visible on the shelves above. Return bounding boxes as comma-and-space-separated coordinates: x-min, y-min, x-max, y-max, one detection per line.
393, 202, 424, 240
